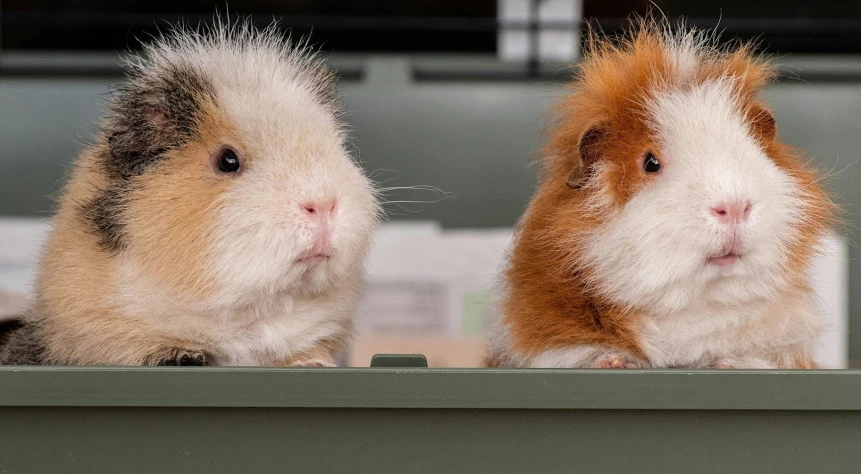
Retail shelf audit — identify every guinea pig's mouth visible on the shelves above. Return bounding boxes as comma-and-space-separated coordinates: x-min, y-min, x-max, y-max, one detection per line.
707, 252, 741, 267
296, 253, 331, 266
708, 233, 745, 267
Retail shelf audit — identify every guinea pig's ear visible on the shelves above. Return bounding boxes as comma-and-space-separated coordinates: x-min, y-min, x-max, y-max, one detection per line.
105, 98, 177, 178
106, 67, 211, 178
140, 104, 169, 128
748, 105, 776, 143
566, 125, 606, 190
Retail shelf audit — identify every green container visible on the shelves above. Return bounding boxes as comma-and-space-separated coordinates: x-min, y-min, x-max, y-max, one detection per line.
1, 362, 860, 473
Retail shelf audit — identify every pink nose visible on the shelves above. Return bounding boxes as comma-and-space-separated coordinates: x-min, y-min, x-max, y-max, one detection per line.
711, 200, 752, 224
301, 200, 337, 219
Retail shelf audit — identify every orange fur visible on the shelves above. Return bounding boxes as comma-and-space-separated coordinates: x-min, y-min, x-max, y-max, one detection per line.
124, 98, 241, 300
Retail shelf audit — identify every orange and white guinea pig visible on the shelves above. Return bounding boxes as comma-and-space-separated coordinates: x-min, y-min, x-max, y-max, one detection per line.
486, 20, 836, 369
0, 21, 378, 366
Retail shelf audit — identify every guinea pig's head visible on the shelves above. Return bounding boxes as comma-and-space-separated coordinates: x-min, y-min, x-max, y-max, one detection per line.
85, 22, 378, 308
540, 22, 834, 314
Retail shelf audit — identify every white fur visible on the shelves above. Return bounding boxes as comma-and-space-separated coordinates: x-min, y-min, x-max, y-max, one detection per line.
117, 22, 378, 365
531, 346, 643, 368
662, 25, 710, 84
581, 81, 817, 367
637, 293, 821, 368
583, 79, 801, 312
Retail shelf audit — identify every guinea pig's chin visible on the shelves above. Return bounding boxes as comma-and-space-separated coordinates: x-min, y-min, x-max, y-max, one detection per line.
583, 241, 790, 315
269, 255, 332, 290
673, 259, 792, 312
296, 262, 341, 292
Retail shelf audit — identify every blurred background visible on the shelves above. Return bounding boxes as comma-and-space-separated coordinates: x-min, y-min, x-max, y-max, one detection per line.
0, 0, 858, 367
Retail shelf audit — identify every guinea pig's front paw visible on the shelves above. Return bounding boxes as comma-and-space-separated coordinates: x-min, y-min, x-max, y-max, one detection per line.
289, 358, 337, 368
595, 353, 643, 369
155, 348, 211, 366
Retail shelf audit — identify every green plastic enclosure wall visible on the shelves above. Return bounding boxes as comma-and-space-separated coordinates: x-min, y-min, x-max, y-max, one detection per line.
1, 367, 861, 473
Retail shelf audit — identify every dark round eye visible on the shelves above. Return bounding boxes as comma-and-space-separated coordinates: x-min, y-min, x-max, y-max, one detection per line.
217, 148, 241, 173
643, 152, 661, 173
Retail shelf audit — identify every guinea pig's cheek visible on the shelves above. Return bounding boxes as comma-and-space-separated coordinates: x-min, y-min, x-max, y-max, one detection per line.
580, 190, 705, 312
736, 171, 797, 270
332, 175, 378, 251
119, 163, 227, 301
207, 205, 273, 294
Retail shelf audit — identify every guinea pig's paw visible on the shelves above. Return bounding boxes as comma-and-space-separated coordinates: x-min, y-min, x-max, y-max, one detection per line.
289, 358, 337, 368
156, 348, 211, 366
595, 352, 643, 369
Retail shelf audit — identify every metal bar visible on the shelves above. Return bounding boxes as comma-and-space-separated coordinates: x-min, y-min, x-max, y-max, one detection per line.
2, 12, 861, 35
411, 65, 861, 84
526, 0, 542, 78
0, 57, 363, 79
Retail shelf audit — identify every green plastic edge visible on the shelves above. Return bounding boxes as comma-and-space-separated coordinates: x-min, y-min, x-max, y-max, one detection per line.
0, 367, 859, 410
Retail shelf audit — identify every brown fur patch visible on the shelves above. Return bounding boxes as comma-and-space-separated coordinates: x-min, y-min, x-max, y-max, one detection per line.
765, 141, 838, 283
123, 98, 244, 300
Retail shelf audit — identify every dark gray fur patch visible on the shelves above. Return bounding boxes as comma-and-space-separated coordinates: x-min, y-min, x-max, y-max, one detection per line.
80, 184, 128, 252
83, 63, 215, 251
105, 64, 213, 179
0, 319, 21, 348
0, 320, 45, 365
150, 348, 212, 366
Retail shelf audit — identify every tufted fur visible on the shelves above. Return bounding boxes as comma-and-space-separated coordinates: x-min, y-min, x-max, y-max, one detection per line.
486, 19, 836, 369
2, 19, 379, 366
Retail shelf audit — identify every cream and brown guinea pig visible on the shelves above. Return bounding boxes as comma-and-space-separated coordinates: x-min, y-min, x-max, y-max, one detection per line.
0, 21, 378, 366
486, 20, 836, 369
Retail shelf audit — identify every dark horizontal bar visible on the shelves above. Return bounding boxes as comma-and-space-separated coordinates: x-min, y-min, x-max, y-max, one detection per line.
412, 67, 575, 82
7, 12, 547, 32
0, 62, 364, 80
4, 58, 860, 84
3, 13, 861, 35
592, 17, 861, 35
0, 63, 125, 77
1, 367, 861, 410
412, 65, 861, 84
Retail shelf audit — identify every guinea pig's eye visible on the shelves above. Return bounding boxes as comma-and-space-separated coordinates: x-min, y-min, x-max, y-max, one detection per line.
217, 148, 241, 173
643, 152, 661, 173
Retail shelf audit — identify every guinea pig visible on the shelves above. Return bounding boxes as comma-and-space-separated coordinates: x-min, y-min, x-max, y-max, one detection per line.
486, 20, 836, 370
0, 20, 379, 366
